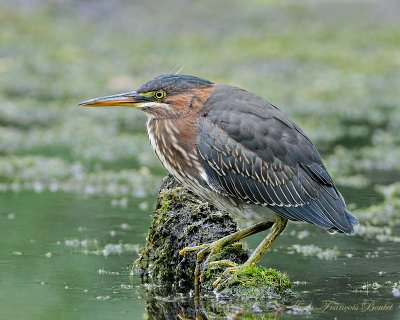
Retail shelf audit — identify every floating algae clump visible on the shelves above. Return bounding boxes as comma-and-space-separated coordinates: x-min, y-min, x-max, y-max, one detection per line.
354, 182, 400, 243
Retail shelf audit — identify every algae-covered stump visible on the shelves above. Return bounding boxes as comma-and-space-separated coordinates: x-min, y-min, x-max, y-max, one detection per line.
134, 175, 291, 298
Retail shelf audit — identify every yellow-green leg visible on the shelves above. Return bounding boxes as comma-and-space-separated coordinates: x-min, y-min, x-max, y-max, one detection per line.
214, 216, 288, 290
244, 216, 288, 266
179, 220, 274, 288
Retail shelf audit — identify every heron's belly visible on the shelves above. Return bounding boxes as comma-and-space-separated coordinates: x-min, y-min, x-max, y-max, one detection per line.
196, 187, 277, 222
173, 174, 277, 222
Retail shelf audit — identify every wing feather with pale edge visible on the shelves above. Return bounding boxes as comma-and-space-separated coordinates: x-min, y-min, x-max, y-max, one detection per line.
196, 85, 358, 234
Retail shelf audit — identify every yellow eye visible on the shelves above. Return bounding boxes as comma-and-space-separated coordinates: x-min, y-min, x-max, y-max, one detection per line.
154, 90, 166, 99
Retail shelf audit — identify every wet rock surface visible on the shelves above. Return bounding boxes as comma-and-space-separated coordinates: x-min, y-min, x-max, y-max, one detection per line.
134, 175, 292, 300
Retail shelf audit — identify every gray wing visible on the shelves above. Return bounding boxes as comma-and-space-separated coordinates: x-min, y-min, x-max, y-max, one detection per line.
197, 85, 358, 234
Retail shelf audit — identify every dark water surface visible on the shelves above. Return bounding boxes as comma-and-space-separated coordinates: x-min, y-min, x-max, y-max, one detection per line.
1, 190, 399, 319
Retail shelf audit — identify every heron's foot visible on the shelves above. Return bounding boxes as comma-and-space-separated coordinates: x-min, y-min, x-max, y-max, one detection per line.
199, 259, 238, 284
213, 265, 242, 291
179, 240, 227, 265
211, 217, 288, 291
179, 238, 230, 286
178, 221, 275, 288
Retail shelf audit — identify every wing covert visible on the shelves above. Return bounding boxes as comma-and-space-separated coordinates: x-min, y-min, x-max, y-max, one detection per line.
196, 84, 357, 233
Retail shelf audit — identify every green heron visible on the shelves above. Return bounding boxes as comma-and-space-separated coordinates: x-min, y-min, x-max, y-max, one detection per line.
79, 74, 358, 287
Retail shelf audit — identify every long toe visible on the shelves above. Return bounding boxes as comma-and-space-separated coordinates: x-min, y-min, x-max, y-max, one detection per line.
178, 243, 209, 257
214, 266, 241, 291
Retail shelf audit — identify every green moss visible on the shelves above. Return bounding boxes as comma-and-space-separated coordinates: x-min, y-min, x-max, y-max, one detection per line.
230, 265, 291, 290
203, 264, 292, 302
201, 253, 291, 300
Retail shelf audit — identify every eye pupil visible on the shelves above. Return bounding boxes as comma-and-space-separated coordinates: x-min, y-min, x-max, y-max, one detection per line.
155, 91, 165, 99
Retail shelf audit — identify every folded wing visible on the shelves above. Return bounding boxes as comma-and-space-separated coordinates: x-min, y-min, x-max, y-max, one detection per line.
197, 85, 358, 234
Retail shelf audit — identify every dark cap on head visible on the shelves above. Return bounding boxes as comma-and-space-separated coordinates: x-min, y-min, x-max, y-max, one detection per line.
137, 74, 214, 95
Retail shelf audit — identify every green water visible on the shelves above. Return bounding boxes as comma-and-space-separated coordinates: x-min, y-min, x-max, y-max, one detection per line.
0, 192, 150, 319
1, 189, 399, 319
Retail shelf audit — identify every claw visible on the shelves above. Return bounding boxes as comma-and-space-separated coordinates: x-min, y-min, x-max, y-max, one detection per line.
212, 277, 223, 288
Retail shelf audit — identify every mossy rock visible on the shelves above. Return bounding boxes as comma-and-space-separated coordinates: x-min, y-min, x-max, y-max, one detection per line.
134, 175, 292, 304
134, 175, 243, 288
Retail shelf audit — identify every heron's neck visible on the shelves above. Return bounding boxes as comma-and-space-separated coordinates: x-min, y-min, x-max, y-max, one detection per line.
146, 117, 197, 159
146, 117, 206, 185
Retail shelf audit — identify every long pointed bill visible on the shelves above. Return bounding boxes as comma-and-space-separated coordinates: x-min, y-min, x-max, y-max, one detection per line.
78, 92, 147, 108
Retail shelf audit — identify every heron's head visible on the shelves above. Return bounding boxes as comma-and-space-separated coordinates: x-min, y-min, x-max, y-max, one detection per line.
79, 74, 214, 118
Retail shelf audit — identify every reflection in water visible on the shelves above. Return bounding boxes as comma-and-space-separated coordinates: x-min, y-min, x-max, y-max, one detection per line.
140, 278, 399, 320
140, 284, 283, 319
142, 286, 200, 320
